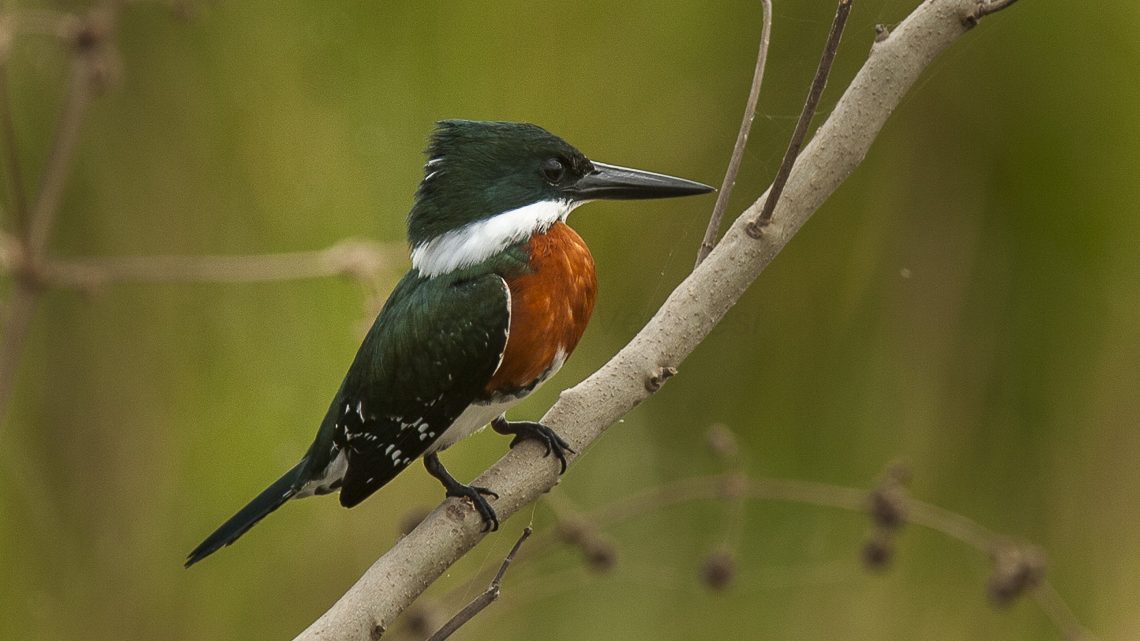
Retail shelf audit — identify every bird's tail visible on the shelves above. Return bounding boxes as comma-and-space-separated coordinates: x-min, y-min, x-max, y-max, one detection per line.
185, 461, 305, 567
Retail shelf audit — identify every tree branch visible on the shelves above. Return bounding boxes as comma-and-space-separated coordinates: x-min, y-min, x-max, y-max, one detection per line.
293, 1, 1024, 639
29, 239, 402, 289
425, 528, 532, 641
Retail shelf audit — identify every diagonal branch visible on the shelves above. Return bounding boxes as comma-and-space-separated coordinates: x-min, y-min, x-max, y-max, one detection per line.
293, 1, 1025, 639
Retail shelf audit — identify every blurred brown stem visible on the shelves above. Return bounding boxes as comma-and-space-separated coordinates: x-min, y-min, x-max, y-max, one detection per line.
411, 470, 1091, 641
26, 55, 94, 258
34, 240, 402, 289
0, 61, 29, 234
695, 0, 772, 266
0, 13, 102, 428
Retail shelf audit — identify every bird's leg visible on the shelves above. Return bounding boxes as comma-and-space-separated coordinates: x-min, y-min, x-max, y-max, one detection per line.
423, 453, 499, 531
491, 415, 574, 474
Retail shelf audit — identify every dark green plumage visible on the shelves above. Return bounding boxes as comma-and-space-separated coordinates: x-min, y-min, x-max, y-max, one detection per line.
408, 120, 594, 248
336, 266, 516, 505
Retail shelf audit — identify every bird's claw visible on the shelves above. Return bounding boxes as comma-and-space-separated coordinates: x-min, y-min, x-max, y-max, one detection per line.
446, 483, 500, 531
493, 418, 574, 474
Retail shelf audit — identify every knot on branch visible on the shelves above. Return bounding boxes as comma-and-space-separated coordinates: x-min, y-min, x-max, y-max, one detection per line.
988, 543, 1046, 606
556, 517, 618, 572
744, 218, 768, 239
71, 16, 105, 52
962, 0, 1021, 28
0, 237, 49, 292
868, 468, 910, 530
324, 239, 395, 281
645, 365, 677, 393
705, 423, 739, 461
700, 548, 738, 591
862, 462, 911, 571
862, 529, 895, 571
67, 8, 122, 92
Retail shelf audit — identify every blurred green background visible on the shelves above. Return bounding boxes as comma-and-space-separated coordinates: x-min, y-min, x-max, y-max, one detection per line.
1, 1, 1137, 639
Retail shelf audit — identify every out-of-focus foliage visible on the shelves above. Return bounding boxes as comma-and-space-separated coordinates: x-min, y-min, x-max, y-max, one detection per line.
1, 1, 1137, 640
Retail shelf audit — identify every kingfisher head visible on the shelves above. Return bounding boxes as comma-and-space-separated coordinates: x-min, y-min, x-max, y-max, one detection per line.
407, 120, 713, 277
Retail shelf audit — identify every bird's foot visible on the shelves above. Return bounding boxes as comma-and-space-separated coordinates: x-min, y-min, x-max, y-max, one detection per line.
445, 483, 500, 532
492, 416, 575, 474
424, 453, 499, 531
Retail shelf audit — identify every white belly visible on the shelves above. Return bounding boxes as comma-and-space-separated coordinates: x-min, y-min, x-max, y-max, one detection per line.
427, 396, 520, 453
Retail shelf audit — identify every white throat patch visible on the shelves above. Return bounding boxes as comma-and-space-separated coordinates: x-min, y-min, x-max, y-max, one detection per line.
411, 199, 581, 278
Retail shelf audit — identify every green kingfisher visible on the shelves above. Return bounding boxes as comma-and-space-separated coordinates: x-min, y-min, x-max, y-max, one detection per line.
186, 120, 712, 566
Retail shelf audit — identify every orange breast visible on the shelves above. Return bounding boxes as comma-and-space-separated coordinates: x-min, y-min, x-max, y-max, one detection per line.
485, 222, 597, 396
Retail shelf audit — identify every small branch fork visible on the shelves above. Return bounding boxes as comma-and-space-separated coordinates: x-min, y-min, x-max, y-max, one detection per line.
695, 0, 772, 267
746, 0, 852, 237
425, 528, 532, 641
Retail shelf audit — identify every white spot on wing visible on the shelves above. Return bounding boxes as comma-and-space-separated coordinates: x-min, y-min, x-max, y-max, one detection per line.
426, 397, 520, 454
490, 276, 510, 376
295, 448, 348, 499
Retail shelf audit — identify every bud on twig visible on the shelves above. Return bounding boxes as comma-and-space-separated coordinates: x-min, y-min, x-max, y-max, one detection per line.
700, 549, 738, 590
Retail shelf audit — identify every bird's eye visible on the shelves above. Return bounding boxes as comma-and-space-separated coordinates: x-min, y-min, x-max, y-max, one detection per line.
541, 158, 565, 184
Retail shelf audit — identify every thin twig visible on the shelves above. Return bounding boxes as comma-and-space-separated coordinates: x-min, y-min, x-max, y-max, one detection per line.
0, 6, 110, 429
0, 60, 29, 234
0, 285, 38, 426
26, 50, 95, 257
1032, 581, 1095, 641
1, 10, 80, 40
34, 239, 401, 289
695, 0, 772, 267
426, 528, 532, 641
746, 0, 852, 236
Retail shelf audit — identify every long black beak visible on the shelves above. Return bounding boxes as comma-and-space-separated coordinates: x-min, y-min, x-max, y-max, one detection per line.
563, 161, 714, 201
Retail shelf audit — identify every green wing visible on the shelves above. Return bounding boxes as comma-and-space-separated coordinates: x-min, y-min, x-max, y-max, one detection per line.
329, 270, 511, 507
